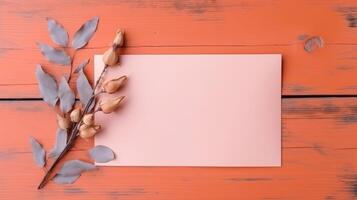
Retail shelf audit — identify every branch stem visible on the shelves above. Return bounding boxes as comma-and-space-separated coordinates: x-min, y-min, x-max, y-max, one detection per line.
37, 64, 109, 190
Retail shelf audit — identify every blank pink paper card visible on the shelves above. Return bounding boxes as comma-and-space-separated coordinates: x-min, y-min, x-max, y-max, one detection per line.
94, 54, 281, 167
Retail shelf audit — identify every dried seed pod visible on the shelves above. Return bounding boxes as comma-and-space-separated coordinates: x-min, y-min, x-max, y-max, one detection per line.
103, 76, 127, 94
102, 47, 118, 66
102, 30, 124, 66
79, 125, 101, 139
79, 123, 89, 131
70, 108, 81, 122
83, 113, 94, 126
99, 96, 125, 114
56, 114, 71, 129
113, 30, 124, 48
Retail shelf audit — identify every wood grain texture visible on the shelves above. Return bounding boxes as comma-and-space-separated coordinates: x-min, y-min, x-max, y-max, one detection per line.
1, 0, 357, 199
1, 0, 357, 96
0, 99, 357, 199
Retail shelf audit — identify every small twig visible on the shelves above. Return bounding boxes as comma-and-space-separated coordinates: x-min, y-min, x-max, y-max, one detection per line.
94, 65, 108, 93
37, 29, 123, 189
94, 90, 105, 97
37, 134, 75, 189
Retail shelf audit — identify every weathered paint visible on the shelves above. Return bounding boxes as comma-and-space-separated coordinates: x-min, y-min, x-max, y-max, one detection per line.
0, 98, 356, 198
0, 0, 357, 199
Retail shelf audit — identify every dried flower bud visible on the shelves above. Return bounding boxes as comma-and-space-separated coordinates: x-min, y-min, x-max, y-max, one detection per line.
102, 47, 118, 66
83, 113, 94, 126
79, 124, 101, 139
70, 108, 81, 122
113, 30, 124, 47
103, 76, 127, 94
99, 96, 125, 114
56, 114, 71, 129
79, 124, 89, 131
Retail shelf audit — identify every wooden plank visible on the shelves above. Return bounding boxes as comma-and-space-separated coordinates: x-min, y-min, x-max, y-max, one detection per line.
2, 44, 357, 97
0, 148, 356, 199
1, 0, 357, 96
1, 0, 357, 47
0, 98, 357, 199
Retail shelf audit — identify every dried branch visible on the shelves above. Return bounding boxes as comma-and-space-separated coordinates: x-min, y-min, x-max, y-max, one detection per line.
35, 25, 125, 189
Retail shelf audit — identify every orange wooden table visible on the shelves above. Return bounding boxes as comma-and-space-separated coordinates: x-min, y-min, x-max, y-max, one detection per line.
1, 0, 357, 199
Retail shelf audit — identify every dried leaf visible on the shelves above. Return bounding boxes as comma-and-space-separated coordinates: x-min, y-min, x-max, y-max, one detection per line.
37, 43, 71, 65
58, 160, 96, 176
88, 145, 115, 163
74, 58, 90, 73
72, 17, 99, 50
58, 77, 75, 113
29, 137, 46, 167
76, 69, 94, 111
304, 36, 324, 53
35, 65, 58, 106
48, 129, 67, 159
47, 17, 68, 47
53, 174, 80, 184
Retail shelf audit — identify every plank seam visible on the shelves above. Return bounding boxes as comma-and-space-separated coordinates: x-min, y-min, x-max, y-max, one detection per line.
1, 95, 357, 101
0, 42, 357, 51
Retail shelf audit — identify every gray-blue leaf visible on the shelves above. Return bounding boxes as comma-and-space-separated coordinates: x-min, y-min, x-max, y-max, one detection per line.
58, 160, 96, 176
48, 129, 67, 159
35, 65, 58, 106
47, 17, 68, 47
53, 174, 80, 184
58, 77, 75, 113
72, 17, 99, 50
76, 69, 94, 111
89, 145, 115, 163
37, 42, 71, 65
74, 58, 90, 73
29, 137, 46, 167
